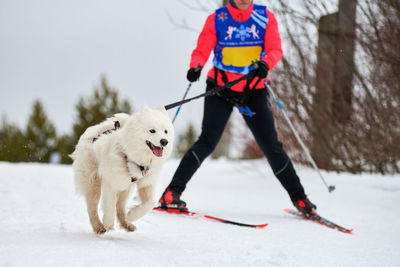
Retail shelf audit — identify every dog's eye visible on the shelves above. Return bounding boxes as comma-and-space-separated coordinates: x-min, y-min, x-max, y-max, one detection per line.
164, 130, 168, 134
149, 129, 156, 133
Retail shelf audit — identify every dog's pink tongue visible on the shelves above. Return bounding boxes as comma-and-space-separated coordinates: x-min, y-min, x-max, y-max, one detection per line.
153, 147, 163, 157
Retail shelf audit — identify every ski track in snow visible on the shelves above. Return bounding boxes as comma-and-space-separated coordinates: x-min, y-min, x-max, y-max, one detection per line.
0, 160, 399, 267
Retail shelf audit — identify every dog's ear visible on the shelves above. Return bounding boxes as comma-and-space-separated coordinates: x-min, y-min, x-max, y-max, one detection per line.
141, 104, 152, 113
157, 105, 167, 113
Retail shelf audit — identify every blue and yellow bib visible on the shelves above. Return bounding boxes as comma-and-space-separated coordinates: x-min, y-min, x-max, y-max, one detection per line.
212, 5, 268, 74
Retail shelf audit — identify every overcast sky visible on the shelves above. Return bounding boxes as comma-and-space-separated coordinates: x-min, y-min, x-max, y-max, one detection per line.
0, 0, 219, 136
0, 0, 336, 138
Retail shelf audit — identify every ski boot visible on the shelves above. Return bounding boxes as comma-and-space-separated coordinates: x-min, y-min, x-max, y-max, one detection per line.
158, 189, 188, 212
293, 197, 317, 216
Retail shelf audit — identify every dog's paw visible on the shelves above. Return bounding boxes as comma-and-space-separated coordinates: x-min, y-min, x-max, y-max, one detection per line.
123, 223, 136, 232
126, 207, 138, 222
93, 225, 107, 235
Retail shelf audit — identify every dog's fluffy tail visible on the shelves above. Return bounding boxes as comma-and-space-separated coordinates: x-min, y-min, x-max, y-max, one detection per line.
70, 113, 130, 159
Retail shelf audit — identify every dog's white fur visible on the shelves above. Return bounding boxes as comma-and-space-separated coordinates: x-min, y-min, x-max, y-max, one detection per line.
71, 105, 174, 234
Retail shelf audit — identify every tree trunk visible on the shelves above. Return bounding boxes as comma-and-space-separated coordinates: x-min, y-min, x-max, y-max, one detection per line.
333, 0, 357, 123
312, 0, 357, 170
312, 13, 338, 170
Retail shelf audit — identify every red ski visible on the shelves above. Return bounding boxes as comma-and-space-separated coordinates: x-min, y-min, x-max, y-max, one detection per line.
153, 207, 268, 229
284, 208, 353, 234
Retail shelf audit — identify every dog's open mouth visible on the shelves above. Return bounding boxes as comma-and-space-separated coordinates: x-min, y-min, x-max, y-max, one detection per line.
146, 140, 163, 157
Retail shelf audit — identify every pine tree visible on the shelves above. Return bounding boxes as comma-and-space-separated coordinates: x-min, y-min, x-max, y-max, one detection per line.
176, 123, 197, 157
55, 76, 132, 164
69, 75, 132, 155
56, 134, 75, 164
0, 117, 30, 162
25, 100, 58, 162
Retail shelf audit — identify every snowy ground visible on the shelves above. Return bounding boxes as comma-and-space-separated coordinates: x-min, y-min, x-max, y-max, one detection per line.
0, 159, 399, 267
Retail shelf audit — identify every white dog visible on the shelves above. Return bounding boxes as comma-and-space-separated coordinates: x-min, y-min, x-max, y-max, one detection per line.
71, 105, 174, 234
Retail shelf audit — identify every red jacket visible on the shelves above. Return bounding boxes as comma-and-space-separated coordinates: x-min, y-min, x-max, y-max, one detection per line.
189, 3, 283, 92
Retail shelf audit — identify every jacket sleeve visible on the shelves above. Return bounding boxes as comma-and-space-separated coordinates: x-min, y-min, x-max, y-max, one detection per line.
261, 9, 283, 71
189, 13, 217, 69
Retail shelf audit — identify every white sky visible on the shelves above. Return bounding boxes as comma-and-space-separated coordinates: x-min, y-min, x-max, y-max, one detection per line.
0, 0, 338, 137
0, 0, 210, 135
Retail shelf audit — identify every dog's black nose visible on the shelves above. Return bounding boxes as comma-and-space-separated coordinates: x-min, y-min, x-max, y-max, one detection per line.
160, 139, 168, 147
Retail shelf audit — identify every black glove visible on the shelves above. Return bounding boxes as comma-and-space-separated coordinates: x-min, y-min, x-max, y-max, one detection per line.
186, 66, 202, 82
252, 60, 269, 79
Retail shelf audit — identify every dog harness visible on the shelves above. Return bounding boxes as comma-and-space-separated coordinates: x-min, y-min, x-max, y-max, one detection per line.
92, 121, 120, 143
123, 153, 150, 182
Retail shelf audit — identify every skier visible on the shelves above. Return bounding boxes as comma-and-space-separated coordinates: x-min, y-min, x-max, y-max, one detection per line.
159, 0, 317, 216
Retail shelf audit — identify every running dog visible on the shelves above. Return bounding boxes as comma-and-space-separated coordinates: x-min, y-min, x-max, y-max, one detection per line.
71, 105, 174, 234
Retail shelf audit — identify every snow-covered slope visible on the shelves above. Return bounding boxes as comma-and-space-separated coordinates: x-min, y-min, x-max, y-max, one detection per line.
0, 160, 399, 267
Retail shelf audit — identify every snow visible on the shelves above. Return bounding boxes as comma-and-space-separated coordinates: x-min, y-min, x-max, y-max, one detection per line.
0, 159, 399, 267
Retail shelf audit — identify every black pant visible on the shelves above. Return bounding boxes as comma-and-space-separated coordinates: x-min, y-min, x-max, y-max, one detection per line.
167, 81, 306, 202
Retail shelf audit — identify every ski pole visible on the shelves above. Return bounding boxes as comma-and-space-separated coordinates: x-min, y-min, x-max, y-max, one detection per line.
265, 81, 336, 193
172, 83, 192, 123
